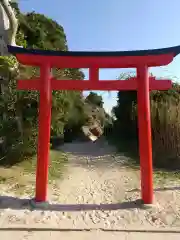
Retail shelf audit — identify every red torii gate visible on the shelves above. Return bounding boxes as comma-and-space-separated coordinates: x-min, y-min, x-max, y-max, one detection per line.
8, 45, 180, 205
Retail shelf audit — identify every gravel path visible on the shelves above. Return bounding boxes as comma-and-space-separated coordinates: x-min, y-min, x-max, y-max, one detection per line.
0, 140, 180, 239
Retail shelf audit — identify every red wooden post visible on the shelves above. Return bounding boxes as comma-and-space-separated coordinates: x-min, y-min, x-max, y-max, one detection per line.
137, 65, 153, 204
35, 64, 52, 202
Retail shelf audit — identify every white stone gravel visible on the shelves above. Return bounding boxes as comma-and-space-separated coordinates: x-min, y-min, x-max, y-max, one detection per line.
0, 140, 180, 239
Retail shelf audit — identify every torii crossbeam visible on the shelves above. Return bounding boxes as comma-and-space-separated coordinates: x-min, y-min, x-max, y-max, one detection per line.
8, 45, 180, 205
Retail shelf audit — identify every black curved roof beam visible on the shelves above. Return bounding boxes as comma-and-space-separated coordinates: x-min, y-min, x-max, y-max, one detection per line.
7, 45, 180, 57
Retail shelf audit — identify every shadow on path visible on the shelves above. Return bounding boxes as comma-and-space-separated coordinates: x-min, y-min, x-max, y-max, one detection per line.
57, 140, 135, 170
58, 140, 116, 158
0, 196, 144, 211
0, 227, 179, 233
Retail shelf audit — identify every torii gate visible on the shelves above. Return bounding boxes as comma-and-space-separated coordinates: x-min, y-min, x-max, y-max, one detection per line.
8, 45, 180, 205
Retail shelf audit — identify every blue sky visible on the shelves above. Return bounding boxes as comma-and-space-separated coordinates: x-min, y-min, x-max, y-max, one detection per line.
19, 0, 180, 114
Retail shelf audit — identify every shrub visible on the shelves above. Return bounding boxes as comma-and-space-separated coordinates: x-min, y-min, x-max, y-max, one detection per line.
151, 98, 180, 169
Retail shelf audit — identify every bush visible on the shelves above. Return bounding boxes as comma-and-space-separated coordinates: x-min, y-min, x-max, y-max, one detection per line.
112, 80, 180, 169
151, 98, 180, 169
0, 7, 86, 165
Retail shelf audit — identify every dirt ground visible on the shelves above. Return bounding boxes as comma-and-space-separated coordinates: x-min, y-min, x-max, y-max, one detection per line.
0, 139, 180, 239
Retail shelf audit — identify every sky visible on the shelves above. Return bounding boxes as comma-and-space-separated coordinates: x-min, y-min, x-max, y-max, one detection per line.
19, 0, 180, 114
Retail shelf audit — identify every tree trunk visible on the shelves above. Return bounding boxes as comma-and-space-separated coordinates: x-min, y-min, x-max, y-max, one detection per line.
0, 0, 18, 46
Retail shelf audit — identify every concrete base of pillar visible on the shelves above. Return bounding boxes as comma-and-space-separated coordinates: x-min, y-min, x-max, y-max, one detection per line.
29, 198, 49, 209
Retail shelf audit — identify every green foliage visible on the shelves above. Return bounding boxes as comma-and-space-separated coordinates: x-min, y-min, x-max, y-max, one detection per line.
19, 12, 68, 50
0, 3, 86, 164
0, 3, 109, 165
85, 91, 104, 107
112, 90, 137, 139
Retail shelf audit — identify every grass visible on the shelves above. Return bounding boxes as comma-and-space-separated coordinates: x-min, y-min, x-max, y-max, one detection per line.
0, 150, 68, 195
106, 135, 180, 185
154, 169, 180, 186
0, 176, 7, 183
19, 150, 68, 182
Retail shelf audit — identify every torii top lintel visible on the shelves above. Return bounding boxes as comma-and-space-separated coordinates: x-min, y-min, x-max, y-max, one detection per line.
7, 45, 180, 68
7, 45, 178, 91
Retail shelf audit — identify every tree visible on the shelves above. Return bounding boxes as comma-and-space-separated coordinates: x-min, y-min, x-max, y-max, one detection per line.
0, 3, 86, 162
85, 92, 104, 107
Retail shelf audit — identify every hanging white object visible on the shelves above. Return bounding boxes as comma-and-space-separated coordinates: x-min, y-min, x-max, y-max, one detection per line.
0, 3, 9, 55
0, 0, 19, 56
82, 126, 98, 142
